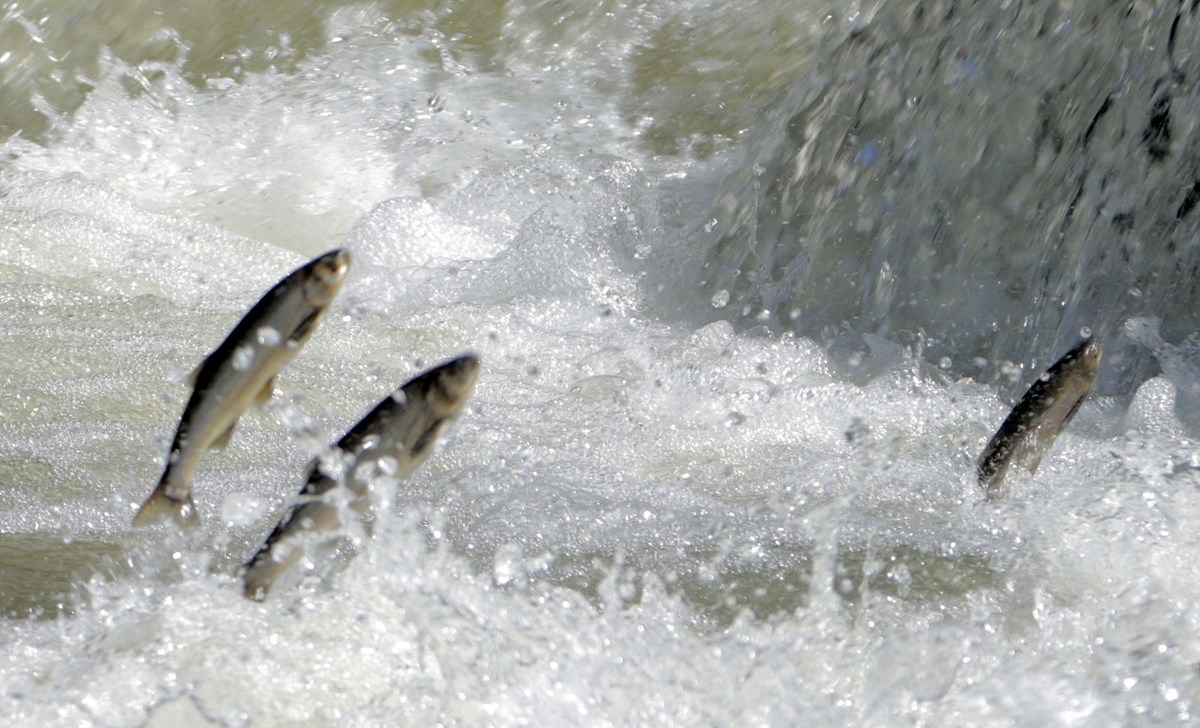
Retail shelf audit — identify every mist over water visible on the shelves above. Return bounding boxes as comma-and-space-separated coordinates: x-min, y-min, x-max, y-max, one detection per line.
2, 1, 1200, 725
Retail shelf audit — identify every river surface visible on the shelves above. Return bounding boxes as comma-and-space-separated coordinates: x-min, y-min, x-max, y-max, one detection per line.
2, 1, 1199, 725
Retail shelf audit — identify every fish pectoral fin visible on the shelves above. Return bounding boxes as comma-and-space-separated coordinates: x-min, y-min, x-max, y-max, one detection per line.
185, 349, 219, 388
210, 421, 236, 451
289, 310, 323, 346
255, 375, 277, 407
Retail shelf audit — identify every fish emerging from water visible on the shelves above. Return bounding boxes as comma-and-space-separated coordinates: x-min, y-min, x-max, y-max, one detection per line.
241, 354, 481, 600
134, 249, 351, 528
976, 337, 1102, 495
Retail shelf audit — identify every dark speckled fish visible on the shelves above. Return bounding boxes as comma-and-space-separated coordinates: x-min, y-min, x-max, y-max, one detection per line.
242, 354, 480, 600
977, 337, 1102, 495
134, 249, 351, 528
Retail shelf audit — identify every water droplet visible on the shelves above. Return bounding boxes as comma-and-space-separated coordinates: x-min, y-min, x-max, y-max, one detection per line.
231, 344, 255, 370
257, 326, 281, 346
493, 543, 524, 586
375, 455, 399, 477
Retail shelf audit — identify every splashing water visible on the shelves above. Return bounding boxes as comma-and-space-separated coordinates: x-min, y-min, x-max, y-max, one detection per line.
1, 1, 1200, 725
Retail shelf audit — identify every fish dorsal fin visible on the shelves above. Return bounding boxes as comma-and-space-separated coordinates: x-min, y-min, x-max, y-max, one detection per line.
210, 421, 236, 451
255, 375, 277, 407
185, 348, 220, 388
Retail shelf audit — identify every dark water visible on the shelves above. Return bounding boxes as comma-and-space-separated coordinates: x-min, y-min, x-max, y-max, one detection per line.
701, 0, 1200, 396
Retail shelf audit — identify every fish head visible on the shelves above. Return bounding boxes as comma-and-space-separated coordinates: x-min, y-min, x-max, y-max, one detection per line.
1059, 337, 1103, 383
424, 354, 481, 416
302, 249, 351, 307
1079, 337, 1103, 376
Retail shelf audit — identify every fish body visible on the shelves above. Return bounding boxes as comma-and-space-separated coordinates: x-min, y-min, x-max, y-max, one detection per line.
242, 354, 480, 600
977, 337, 1102, 494
134, 249, 351, 527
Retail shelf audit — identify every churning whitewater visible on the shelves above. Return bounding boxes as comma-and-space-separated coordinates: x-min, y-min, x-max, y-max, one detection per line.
1, 1, 1200, 726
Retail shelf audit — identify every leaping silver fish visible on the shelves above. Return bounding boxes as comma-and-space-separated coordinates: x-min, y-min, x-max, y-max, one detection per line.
134, 249, 351, 528
241, 354, 481, 600
977, 337, 1102, 495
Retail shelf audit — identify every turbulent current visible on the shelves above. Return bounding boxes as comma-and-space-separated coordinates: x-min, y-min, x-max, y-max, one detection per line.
2, 1, 1200, 725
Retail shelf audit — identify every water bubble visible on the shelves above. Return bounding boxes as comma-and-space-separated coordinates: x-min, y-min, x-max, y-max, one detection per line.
710, 289, 730, 308
939, 356, 952, 370
1080, 326, 1092, 338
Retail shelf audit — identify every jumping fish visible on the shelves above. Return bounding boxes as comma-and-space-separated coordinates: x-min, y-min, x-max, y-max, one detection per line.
977, 337, 1102, 495
241, 354, 481, 600
134, 249, 351, 527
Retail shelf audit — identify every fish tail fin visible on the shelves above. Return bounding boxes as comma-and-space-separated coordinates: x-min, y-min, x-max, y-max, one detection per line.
132, 484, 200, 529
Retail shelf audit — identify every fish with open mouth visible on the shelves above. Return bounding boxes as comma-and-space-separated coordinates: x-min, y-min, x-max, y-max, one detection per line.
242, 354, 480, 600
133, 249, 351, 527
977, 337, 1102, 495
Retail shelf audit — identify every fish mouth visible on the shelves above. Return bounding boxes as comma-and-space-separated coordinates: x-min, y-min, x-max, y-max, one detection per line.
306, 249, 351, 302
1068, 337, 1103, 377
321, 249, 351, 286
445, 354, 481, 390
429, 354, 482, 411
